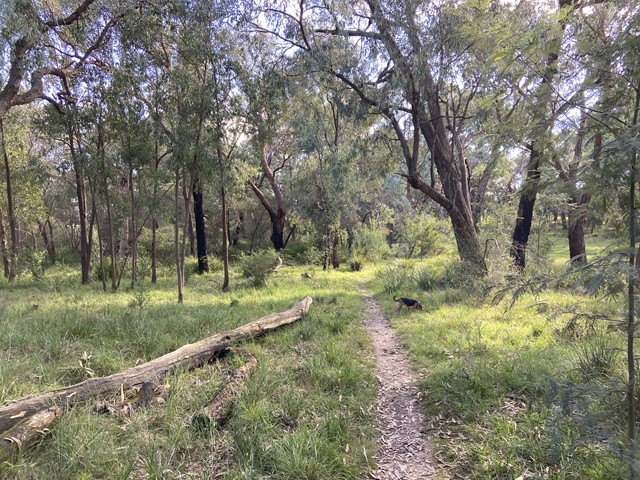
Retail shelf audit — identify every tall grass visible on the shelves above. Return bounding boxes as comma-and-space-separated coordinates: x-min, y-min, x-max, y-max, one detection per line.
0, 265, 377, 479
369, 232, 629, 479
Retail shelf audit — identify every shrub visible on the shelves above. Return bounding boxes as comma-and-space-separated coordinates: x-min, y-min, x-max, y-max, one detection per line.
353, 219, 390, 261
238, 249, 280, 287
349, 253, 365, 272
413, 266, 437, 291
22, 250, 47, 280
377, 263, 413, 294
575, 336, 620, 381
399, 216, 444, 258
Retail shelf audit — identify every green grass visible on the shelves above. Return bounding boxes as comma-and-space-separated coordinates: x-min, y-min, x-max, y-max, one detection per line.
0, 230, 635, 479
0, 265, 377, 479
369, 232, 630, 479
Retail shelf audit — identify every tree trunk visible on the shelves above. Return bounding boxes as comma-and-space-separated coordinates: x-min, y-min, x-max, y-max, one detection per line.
97, 121, 116, 291
68, 124, 91, 284
247, 143, 288, 251
0, 406, 61, 461
193, 180, 209, 274
221, 185, 229, 291
271, 209, 286, 251
151, 219, 158, 284
128, 153, 138, 288
0, 297, 313, 434
174, 163, 184, 303
0, 205, 10, 277
510, 147, 541, 271
0, 118, 17, 281
38, 219, 56, 264
191, 348, 257, 429
568, 205, 587, 263
232, 212, 244, 247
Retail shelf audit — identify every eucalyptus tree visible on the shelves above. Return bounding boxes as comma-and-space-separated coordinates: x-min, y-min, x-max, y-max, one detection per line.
256, 0, 494, 274
0, 0, 125, 119
236, 46, 294, 252
283, 71, 392, 267
122, 0, 239, 299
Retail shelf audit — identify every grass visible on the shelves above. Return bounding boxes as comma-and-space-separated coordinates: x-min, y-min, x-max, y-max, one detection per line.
369, 231, 630, 479
0, 264, 378, 479
0, 229, 635, 479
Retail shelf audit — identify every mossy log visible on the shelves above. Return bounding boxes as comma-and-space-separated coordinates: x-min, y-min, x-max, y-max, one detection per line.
191, 348, 258, 430
0, 406, 61, 460
0, 296, 312, 434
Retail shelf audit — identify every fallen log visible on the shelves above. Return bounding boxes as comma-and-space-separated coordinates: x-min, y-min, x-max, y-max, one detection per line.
191, 348, 258, 430
0, 406, 61, 461
0, 296, 312, 434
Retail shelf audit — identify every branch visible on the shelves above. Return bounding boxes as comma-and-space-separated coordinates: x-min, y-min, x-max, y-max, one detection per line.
314, 27, 382, 41
44, 0, 97, 28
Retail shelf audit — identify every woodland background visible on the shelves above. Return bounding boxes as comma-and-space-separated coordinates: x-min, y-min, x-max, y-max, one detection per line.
1, 0, 640, 478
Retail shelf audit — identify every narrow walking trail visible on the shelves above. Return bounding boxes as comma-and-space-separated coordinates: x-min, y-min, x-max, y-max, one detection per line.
359, 287, 436, 480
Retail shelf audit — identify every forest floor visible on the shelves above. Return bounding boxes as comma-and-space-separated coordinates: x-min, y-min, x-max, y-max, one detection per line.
359, 286, 437, 480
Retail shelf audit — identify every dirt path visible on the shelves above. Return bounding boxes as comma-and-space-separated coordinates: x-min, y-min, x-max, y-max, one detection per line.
359, 287, 436, 480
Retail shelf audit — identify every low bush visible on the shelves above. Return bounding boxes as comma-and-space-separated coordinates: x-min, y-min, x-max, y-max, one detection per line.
238, 249, 280, 287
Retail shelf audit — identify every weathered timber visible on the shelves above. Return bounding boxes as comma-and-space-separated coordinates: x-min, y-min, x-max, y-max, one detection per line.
0, 296, 312, 434
191, 348, 258, 430
0, 406, 61, 460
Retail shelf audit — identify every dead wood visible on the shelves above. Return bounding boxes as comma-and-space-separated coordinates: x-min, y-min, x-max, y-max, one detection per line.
0, 406, 61, 461
0, 296, 312, 434
191, 348, 258, 430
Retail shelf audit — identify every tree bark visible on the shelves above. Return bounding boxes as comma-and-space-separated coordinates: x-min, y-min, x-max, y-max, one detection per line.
510, 147, 541, 271
221, 185, 230, 291
0, 406, 61, 461
247, 143, 287, 251
0, 118, 17, 281
38, 219, 56, 264
0, 205, 10, 277
0, 297, 313, 434
174, 163, 184, 303
97, 120, 116, 291
191, 348, 257, 429
193, 179, 209, 273
68, 124, 92, 284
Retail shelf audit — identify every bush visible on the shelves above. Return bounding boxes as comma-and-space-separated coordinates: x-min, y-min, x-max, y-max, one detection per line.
353, 219, 390, 261
238, 249, 280, 287
21, 250, 47, 280
349, 254, 365, 272
413, 266, 437, 291
377, 262, 413, 294
398, 216, 444, 258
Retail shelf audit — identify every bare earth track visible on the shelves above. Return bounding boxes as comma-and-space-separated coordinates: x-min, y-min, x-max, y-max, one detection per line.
359, 287, 436, 480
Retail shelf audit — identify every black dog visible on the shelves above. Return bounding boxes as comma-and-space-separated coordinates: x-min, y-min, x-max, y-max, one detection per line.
393, 295, 424, 311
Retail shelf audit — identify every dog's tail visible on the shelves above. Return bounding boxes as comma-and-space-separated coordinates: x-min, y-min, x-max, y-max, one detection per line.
393, 295, 399, 301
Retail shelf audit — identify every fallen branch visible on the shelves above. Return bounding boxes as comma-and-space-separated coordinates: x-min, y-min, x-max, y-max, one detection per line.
0, 296, 312, 434
191, 348, 258, 430
0, 406, 61, 461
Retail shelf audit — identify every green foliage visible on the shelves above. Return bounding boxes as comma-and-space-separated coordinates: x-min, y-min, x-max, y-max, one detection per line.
376, 262, 413, 294
21, 250, 47, 280
574, 336, 620, 382
398, 216, 444, 259
413, 266, 437, 291
349, 253, 365, 272
238, 249, 280, 287
353, 219, 390, 261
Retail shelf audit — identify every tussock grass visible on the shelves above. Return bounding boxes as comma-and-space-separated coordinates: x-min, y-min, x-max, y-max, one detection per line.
1, 231, 633, 479
0, 266, 377, 479
370, 233, 629, 479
